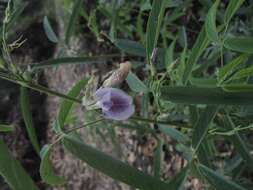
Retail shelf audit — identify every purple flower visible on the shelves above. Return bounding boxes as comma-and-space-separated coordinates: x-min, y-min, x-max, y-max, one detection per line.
95, 87, 135, 121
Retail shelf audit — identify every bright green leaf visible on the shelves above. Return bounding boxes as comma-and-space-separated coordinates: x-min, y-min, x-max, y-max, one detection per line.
146, 0, 166, 64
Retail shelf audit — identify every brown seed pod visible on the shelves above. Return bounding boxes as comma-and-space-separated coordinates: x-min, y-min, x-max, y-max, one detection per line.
103, 61, 132, 87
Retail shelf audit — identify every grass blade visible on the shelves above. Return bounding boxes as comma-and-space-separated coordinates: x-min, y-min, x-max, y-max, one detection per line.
40, 145, 65, 185
0, 139, 39, 190
31, 55, 120, 70
161, 86, 253, 105
205, 0, 220, 43
20, 87, 40, 154
65, 0, 83, 44
146, 0, 166, 65
63, 136, 173, 190
224, 37, 253, 53
198, 164, 247, 190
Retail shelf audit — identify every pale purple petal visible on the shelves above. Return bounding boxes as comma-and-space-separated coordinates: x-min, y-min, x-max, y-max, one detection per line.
95, 87, 135, 121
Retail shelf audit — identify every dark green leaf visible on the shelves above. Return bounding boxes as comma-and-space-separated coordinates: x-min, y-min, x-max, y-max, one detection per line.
63, 136, 173, 190
20, 87, 40, 154
198, 164, 247, 190
224, 37, 253, 53
43, 16, 59, 43
40, 145, 65, 185
0, 139, 39, 190
205, 0, 220, 43
114, 39, 146, 56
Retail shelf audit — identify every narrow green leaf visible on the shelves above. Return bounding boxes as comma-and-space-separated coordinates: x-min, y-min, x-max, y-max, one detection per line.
0, 124, 14, 132
205, 0, 220, 43
230, 65, 253, 81
0, 139, 39, 190
182, 27, 210, 84
224, 37, 253, 53
31, 55, 118, 70
146, 0, 166, 64
158, 125, 189, 143
63, 136, 173, 190
40, 145, 65, 185
224, 0, 245, 24
126, 72, 148, 93
198, 164, 247, 190
20, 87, 40, 154
114, 39, 146, 57
154, 140, 163, 178
43, 16, 59, 43
218, 54, 249, 84
222, 84, 253, 92
192, 106, 218, 149
161, 86, 253, 105
65, 0, 82, 44
56, 79, 87, 132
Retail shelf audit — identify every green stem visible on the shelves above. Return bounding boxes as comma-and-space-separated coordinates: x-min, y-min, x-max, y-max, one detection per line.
0, 72, 82, 104
130, 116, 191, 129
51, 118, 104, 146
